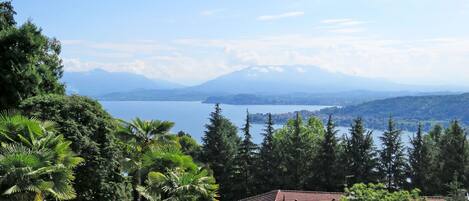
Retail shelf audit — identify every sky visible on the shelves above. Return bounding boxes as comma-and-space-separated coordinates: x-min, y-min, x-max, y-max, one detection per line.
12, 0, 469, 86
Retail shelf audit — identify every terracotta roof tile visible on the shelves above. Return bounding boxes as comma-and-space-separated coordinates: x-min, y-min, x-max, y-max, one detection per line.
239, 190, 342, 201
239, 190, 446, 201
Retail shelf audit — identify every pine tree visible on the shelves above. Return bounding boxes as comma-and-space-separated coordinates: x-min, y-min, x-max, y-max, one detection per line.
408, 123, 432, 194
379, 117, 407, 190
232, 110, 258, 200
201, 104, 240, 200
438, 120, 467, 194
275, 113, 322, 190
290, 112, 304, 189
256, 113, 277, 193
344, 117, 377, 185
313, 115, 340, 191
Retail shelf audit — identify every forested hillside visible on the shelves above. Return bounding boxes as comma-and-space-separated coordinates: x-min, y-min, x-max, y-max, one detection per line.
251, 93, 469, 131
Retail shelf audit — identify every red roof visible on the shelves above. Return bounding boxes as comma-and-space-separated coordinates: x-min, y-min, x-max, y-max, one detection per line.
239, 190, 446, 201
239, 190, 343, 201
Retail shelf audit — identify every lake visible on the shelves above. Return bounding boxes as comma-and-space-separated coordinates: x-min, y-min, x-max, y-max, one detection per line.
100, 101, 331, 143
100, 101, 412, 144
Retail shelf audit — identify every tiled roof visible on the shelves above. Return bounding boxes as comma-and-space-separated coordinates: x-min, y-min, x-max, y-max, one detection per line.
239, 190, 446, 201
239, 190, 342, 201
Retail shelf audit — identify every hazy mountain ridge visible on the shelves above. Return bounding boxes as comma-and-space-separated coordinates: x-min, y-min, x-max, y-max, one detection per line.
62, 69, 184, 96
82, 65, 466, 103
187, 65, 415, 94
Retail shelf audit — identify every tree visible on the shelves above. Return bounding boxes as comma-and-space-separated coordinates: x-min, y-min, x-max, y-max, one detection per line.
256, 113, 277, 193
274, 113, 323, 190
0, 113, 83, 201
378, 117, 407, 190
408, 123, 432, 194
117, 117, 175, 201
19, 94, 132, 201
201, 104, 240, 200
340, 183, 424, 201
438, 121, 467, 194
176, 131, 202, 161
446, 174, 468, 201
0, 3, 64, 110
313, 114, 341, 191
136, 168, 218, 201
343, 117, 377, 185
232, 110, 258, 199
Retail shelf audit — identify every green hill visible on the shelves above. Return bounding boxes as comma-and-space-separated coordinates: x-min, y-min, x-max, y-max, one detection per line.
251, 93, 469, 131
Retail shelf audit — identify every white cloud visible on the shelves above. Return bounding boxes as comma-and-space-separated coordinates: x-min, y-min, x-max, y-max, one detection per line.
61, 34, 469, 86
200, 9, 224, 16
257, 11, 304, 21
316, 18, 370, 34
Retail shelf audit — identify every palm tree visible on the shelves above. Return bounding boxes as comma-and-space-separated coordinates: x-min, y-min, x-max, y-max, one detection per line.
0, 112, 83, 201
137, 167, 219, 201
117, 118, 175, 201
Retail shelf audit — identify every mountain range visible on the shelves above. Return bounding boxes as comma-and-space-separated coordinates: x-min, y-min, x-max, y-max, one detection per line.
62, 69, 184, 96
63, 66, 464, 104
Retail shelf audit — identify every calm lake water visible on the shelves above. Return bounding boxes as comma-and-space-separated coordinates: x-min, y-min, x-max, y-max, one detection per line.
100, 101, 412, 145
100, 101, 331, 143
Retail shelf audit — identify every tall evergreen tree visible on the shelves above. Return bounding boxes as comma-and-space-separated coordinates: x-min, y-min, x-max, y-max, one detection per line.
313, 115, 341, 191
379, 117, 407, 190
274, 113, 323, 190
408, 123, 432, 194
201, 104, 240, 201
232, 110, 258, 200
344, 117, 377, 185
438, 120, 467, 194
256, 113, 277, 193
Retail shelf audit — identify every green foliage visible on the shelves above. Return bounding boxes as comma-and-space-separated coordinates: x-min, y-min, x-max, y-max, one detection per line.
343, 117, 377, 185
446, 174, 468, 201
201, 104, 240, 201
340, 183, 424, 201
177, 131, 202, 161
438, 121, 467, 194
273, 113, 324, 190
256, 113, 277, 193
232, 110, 258, 199
312, 115, 342, 191
379, 117, 407, 190
408, 123, 433, 194
0, 113, 83, 201
137, 167, 218, 201
19, 94, 132, 201
0, 3, 64, 110
117, 117, 176, 201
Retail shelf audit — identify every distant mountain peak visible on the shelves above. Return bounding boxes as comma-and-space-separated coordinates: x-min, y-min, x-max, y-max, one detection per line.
189, 64, 410, 94
62, 69, 184, 96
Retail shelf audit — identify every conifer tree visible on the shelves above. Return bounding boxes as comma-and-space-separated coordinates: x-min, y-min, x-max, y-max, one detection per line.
256, 113, 277, 193
408, 123, 432, 194
232, 110, 258, 199
313, 115, 340, 191
379, 117, 407, 190
438, 120, 467, 194
344, 117, 377, 185
275, 113, 322, 190
201, 104, 240, 200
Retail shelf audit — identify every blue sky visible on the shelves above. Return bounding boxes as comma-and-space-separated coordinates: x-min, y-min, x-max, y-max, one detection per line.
12, 0, 469, 86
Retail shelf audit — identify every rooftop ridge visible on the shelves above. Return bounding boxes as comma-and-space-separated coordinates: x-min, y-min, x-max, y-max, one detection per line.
238, 190, 279, 201
278, 190, 344, 194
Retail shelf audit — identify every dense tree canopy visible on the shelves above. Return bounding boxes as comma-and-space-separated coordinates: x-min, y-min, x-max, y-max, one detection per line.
0, 2, 64, 110
19, 94, 132, 201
